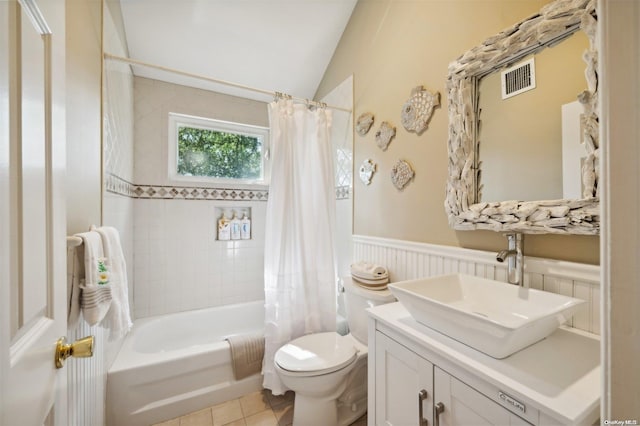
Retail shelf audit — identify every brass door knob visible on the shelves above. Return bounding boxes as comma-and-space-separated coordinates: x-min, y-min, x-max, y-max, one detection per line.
55, 335, 94, 369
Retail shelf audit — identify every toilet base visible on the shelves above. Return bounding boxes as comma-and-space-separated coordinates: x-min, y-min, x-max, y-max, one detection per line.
336, 395, 367, 426
289, 358, 368, 426
291, 386, 367, 426
336, 360, 368, 426
292, 394, 338, 426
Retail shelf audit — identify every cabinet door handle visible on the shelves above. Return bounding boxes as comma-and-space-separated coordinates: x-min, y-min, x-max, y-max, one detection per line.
434, 402, 445, 426
418, 389, 428, 426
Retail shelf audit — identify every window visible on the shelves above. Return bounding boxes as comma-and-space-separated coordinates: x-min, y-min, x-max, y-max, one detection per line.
169, 113, 269, 185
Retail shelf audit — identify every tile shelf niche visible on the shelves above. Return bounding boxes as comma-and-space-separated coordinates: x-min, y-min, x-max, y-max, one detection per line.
216, 206, 252, 241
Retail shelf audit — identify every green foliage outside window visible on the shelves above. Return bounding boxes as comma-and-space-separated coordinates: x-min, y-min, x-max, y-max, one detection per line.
177, 126, 263, 179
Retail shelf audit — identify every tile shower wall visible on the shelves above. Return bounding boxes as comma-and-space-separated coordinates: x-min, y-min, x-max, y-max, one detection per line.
130, 77, 270, 318
102, 0, 135, 310
108, 73, 353, 320
102, 51, 135, 296
322, 76, 354, 277
103, 192, 135, 303
133, 199, 266, 318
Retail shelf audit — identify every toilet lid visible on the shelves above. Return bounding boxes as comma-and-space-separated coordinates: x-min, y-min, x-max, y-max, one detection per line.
275, 332, 357, 375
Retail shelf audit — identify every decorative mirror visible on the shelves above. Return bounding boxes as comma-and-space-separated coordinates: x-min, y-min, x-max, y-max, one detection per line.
444, 0, 599, 235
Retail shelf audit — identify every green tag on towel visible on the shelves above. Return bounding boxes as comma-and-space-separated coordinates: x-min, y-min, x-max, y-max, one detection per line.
97, 258, 110, 285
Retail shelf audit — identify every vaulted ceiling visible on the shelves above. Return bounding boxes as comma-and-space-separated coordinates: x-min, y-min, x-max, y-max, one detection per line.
119, 0, 357, 102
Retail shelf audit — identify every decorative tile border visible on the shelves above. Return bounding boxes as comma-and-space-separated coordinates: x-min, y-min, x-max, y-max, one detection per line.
105, 173, 269, 201
105, 173, 137, 197
336, 185, 352, 200
106, 173, 351, 201
134, 184, 269, 201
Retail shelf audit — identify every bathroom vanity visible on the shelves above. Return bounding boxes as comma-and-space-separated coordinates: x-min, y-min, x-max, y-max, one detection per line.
367, 302, 600, 426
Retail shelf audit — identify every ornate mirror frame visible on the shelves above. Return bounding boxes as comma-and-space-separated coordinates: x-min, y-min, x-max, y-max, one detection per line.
444, 0, 599, 235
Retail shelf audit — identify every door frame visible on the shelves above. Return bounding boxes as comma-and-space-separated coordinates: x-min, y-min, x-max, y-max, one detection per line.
598, 0, 640, 419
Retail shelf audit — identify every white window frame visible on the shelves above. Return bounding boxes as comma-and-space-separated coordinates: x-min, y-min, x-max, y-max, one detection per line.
168, 112, 270, 186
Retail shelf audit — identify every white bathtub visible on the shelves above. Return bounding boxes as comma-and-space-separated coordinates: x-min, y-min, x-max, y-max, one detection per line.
106, 301, 265, 426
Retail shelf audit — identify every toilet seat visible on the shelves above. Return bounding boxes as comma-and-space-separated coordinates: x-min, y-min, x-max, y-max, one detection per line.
275, 332, 357, 377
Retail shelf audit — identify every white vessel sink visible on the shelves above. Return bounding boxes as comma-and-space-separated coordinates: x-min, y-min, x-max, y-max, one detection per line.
388, 274, 585, 359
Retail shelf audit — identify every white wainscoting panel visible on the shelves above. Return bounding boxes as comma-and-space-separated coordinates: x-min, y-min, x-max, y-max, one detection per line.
353, 235, 601, 335
65, 245, 109, 426
66, 320, 108, 426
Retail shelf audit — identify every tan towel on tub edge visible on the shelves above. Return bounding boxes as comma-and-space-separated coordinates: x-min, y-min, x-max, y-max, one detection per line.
226, 333, 265, 380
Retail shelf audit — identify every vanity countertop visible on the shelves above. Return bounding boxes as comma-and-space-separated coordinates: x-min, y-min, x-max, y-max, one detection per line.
368, 302, 600, 425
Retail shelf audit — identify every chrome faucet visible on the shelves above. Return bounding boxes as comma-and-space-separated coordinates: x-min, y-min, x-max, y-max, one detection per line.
496, 233, 524, 286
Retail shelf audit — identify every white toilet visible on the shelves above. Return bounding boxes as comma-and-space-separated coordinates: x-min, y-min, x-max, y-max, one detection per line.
274, 277, 395, 426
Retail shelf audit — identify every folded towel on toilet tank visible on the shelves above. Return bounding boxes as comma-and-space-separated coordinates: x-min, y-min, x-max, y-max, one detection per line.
350, 261, 389, 280
351, 275, 390, 286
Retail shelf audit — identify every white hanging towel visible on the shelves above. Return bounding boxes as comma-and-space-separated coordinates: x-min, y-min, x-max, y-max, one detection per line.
94, 226, 133, 340
67, 242, 83, 329
74, 231, 113, 327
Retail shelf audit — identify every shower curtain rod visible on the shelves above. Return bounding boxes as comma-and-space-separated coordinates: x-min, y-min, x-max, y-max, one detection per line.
104, 53, 352, 113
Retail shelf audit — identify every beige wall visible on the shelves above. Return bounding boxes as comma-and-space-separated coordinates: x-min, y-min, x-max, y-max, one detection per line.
66, 0, 102, 234
316, 0, 599, 264
133, 77, 268, 186
480, 31, 589, 202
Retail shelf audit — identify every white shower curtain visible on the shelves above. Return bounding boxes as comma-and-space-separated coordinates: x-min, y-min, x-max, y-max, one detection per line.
262, 99, 338, 394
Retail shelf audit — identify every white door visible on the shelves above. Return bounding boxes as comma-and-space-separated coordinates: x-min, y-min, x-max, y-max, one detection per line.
374, 332, 433, 426
0, 0, 68, 425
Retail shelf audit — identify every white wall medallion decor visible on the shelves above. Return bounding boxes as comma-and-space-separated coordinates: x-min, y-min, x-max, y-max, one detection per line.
375, 121, 396, 151
359, 159, 377, 185
444, 0, 599, 235
401, 85, 441, 134
356, 112, 375, 136
391, 160, 415, 190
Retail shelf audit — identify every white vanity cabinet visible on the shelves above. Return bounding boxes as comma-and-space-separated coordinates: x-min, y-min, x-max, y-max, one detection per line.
373, 331, 531, 426
433, 367, 531, 426
374, 332, 434, 426
367, 303, 600, 426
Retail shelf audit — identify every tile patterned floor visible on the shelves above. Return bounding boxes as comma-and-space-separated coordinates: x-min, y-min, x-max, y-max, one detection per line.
151, 389, 367, 426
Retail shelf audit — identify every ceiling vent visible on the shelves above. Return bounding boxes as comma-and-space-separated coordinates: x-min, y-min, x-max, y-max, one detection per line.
501, 58, 536, 99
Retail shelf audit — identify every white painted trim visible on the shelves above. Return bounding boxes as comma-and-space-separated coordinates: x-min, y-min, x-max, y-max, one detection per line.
18, 0, 52, 35
354, 234, 498, 263
353, 235, 600, 284
598, 0, 640, 418
167, 112, 270, 186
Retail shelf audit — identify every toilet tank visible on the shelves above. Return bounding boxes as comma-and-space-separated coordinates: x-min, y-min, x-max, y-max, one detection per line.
342, 277, 396, 344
